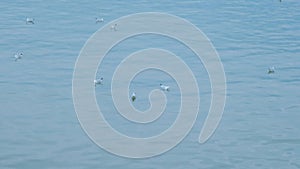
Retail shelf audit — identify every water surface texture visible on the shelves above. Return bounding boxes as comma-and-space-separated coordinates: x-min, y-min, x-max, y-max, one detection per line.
1, 0, 300, 168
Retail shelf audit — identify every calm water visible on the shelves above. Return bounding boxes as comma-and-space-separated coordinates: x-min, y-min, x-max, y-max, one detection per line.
1, 0, 300, 168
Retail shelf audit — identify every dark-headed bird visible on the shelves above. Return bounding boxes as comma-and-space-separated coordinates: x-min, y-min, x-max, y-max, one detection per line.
131, 92, 136, 102
268, 66, 275, 74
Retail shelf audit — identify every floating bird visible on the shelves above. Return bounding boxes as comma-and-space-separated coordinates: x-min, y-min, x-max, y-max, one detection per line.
94, 77, 103, 86
268, 66, 275, 74
26, 18, 34, 24
160, 84, 170, 91
95, 17, 104, 23
110, 23, 117, 31
131, 92, 136, 102
14, 53, 23, 61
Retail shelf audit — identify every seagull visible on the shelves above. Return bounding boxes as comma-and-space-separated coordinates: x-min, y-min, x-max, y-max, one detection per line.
94, 77, 103, 86
268, 66, 275, 74
131, 92, 136, 102
14, 53, 23, 61
95, 17, 104, 23
110, 23, 117, 31
26, 18, 34, 24
160, 84, 170, 91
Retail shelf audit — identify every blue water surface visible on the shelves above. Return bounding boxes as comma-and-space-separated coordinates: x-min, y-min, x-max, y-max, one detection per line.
0, 0, 300, 168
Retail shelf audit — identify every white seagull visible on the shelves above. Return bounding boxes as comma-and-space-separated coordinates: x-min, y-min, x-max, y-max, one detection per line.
131, 92, 136, 102
160, 84, 170, 91
14, 53, 23, 61
268, 66, 275, 74
110, 23, 117, 31
95, 17, 104, 23
94, 77, 103, 86
26, 18, 35, 24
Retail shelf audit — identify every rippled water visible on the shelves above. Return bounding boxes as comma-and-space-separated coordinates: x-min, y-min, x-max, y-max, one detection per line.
1, 0, 300, 168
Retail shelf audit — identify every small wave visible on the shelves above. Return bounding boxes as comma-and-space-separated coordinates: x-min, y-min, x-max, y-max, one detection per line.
281, 104, 300, 112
